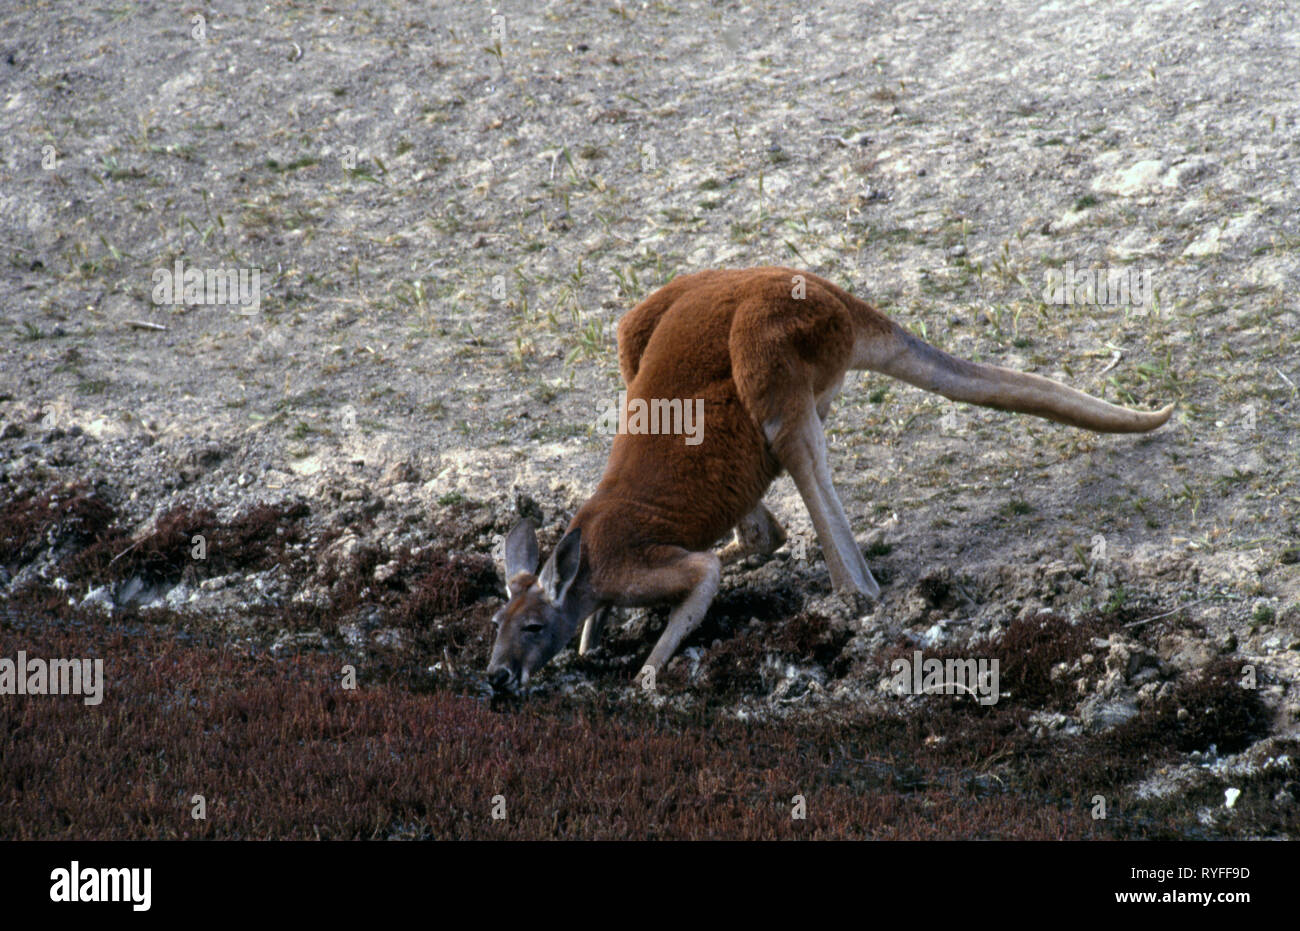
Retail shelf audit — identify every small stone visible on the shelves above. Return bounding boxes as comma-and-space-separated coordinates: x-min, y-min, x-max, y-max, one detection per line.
382, 460, 420, 485
1159, 157, 1215, 189
373, 628, 411, 650
1091, 159, 1164, 197
1078, 694, 1139, 732
82, 586, 115, 611
920, 623, 947, 648
1132, 667, 1161, 686
165, 583, 194, 609
338, 624, 369, 650
270, 630, 326, 655
115, 577, 147, 605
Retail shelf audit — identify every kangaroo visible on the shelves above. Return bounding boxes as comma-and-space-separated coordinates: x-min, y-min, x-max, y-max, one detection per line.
486, 267, 1173, 693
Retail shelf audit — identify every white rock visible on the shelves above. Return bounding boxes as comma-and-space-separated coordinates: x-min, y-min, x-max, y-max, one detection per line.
1078, 693, 1139, 732
82, 586, 115, 612
1159, 157, 1215, 189
920, 623, 947, 648
1056, 207, 1091, 230
1091, 159, 1164, 196
1109, 229, 1163, 259
1183, 210, 1259, 257
165, 583, 194, 609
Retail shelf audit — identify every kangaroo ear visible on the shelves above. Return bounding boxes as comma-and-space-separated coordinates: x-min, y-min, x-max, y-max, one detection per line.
548, 529, 583, 605
503, 519, 539, 580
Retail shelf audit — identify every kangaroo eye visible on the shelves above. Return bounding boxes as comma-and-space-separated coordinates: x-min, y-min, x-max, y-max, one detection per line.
522, 622, 546, 634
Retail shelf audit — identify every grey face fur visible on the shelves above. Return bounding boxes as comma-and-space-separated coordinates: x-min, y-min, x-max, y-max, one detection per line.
485, 521, 584, 692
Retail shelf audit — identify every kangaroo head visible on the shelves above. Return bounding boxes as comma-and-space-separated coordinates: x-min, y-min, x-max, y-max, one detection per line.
486, 520, 585, 692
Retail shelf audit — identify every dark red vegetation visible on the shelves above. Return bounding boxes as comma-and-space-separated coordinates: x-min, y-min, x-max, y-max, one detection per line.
0, 482, 115, 566
0, 480, 1291, 839
0, 615, 1097, 840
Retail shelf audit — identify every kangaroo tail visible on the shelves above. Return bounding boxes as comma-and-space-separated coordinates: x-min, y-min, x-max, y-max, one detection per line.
863, 323, 1174, 433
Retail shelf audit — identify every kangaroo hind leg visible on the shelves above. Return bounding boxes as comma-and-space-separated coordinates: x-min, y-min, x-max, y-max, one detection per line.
610, 547, 720, 681
764, 402, 880, 599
